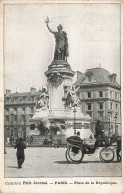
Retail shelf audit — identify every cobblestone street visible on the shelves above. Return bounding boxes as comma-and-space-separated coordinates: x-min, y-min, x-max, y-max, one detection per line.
5, 147, 121, 178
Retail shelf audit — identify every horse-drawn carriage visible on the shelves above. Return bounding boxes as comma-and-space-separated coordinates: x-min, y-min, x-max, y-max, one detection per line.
65, 134, 121, 163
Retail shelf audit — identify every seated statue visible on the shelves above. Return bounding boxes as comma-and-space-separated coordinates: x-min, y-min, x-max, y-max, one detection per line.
36, 88, 49, 109
65, 86, 81, 108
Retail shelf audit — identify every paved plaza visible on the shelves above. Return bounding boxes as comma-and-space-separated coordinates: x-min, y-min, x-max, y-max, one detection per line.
5, 147, 121, 178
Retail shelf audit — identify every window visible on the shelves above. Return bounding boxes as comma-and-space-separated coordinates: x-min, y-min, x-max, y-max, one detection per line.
99, 91, 103, 97
23, 97, 26, 102
14, 97, 18, 102
110, 102, 113, 110
6, 115, 9, 122
110, 91, 112, 98
14, 108, 17, 114
115, 103, 118, 110
99, 103, 103, 110
88, 76, 91, 82
22, 107, 25, 114
114, 77, 116, 83
6, 108, 9, 115
6, 98, 9, 103
115, 113, 118, 120
11, 98, 14, 102
115, 92, 118, 100
31, 107, 34, 113
14, 115, 17, 122
31, 97, 34, 102
87, 103, 92, 110
19, 97, 22, 102
99, 112, 103, 118
87, 112, 92, 118
83, 123, 90, 129
22, 115, 26, 123
87, 92, 91, 98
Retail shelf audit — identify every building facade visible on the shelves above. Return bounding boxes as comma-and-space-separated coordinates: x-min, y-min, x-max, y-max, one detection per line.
4, 87, 42, 142
74, 68, 121, 135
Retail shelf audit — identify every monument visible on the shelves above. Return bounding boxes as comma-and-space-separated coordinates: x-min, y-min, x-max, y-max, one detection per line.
30, 17, 91, 143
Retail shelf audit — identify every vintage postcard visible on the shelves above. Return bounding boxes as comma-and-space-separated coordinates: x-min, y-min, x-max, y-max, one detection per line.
0, 0, 124, 193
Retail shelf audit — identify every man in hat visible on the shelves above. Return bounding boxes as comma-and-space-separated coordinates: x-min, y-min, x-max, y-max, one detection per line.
15, 137, 26, 168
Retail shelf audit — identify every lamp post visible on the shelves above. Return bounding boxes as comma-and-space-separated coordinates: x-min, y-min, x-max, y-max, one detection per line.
108, 110, 111, 136
73, 107, 77, 135
10, 113, 14, 144
23, 117, 26, 140
114, 113, 117, 135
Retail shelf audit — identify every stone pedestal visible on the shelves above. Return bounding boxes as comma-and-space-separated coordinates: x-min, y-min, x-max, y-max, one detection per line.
31, 59, 92, 139
45, 60, 75, 112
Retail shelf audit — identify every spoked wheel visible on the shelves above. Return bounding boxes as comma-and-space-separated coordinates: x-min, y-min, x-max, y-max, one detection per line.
65, 148, 72, 163
99, 147, 114, 163
66, 145, 84, 164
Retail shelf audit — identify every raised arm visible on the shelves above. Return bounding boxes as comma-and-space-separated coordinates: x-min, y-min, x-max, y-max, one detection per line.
45, 17, 55, 34
46, 23, 55, 34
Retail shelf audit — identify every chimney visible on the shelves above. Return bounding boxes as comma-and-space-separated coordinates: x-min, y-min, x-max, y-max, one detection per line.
5, 89, 11, 95
30, 87, 36, 94
76, 71, 83, 80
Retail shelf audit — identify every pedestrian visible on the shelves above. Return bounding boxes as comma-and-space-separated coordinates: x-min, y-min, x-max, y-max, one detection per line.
77, 131, 80, 138
7, 137, 10, 145
15, 136, 19, 144
116, 136, 121, 162
14, 137, 26, 168
30, 136, 33, 144
95, 120, 104, 138
4, 141, 6, 154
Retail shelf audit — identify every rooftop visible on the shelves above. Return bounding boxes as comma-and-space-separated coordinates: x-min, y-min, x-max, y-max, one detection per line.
74, 67, 120, 88
5, 89, 43, 98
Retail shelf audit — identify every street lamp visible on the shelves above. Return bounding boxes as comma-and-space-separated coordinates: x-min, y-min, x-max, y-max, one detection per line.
108, 110, 112, 136
10, 113, 14, 144
114, 113, 117, 135
73, 107, 77, 135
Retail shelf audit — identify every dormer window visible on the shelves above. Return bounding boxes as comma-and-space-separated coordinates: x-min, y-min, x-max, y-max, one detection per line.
88, 75, 91, 82
86, 71, 93, 82
109, 73, 117, 83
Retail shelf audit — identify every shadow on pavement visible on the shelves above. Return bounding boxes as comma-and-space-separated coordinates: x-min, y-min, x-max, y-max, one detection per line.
54, 161, 70, 164
54, 160, 120, 164
7, 166, 18, 169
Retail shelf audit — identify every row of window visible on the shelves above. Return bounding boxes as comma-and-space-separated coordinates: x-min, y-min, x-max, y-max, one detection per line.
87, 102, 104, 111
5, 107, 34, 115
110, 90, 119, 100
110, 102, 119, 111
87, 91, 103, 99
5, 96, 37, 103
5, 115, 32, 123
87, 111, 104, 119
87, 111, 118, 120
86, 102, 119, 111
80, 90, 120, 100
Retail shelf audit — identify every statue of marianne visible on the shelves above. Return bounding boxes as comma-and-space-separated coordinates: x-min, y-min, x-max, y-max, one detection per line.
45, 17, 69, 61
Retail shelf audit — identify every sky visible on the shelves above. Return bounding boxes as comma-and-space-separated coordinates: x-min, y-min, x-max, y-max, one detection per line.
4, 3, 121, 93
